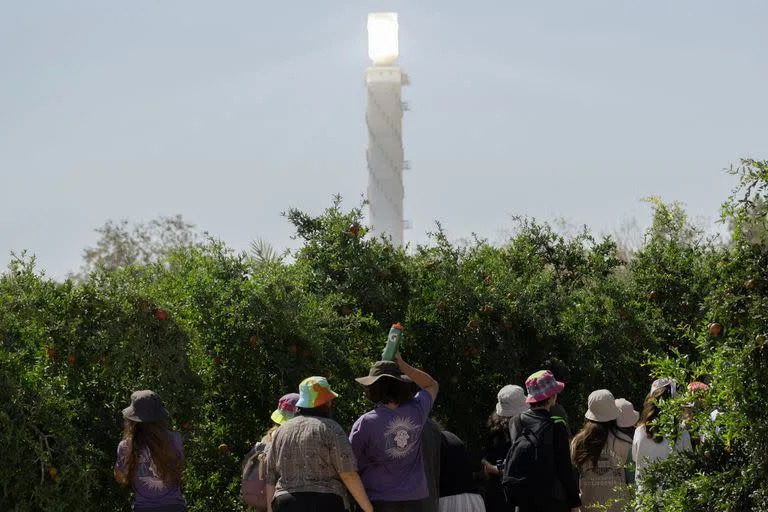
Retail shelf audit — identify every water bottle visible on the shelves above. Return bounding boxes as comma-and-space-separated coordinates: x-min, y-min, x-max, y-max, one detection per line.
381, 323, 404, 361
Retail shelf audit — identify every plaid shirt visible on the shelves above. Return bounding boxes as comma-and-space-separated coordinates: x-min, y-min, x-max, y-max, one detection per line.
264, 415, 357, 499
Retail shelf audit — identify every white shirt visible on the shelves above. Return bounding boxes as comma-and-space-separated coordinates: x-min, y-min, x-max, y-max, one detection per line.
632, 424, 692, 482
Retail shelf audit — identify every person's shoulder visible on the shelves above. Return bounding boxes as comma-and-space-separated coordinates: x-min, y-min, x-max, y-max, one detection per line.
414, 389, 434, 407
613, 430, 633, 444
550, 413, 567, 427
317, 416, 345, 432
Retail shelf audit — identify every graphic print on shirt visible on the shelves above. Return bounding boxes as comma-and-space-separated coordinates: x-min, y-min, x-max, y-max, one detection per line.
135, 448, 172, 494
383, 416, 419, 459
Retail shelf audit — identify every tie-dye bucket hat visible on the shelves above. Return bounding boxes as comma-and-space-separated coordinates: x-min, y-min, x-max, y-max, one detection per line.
524, 370, 565, 404
270, 393, 300, 425
296, 376, 339, 408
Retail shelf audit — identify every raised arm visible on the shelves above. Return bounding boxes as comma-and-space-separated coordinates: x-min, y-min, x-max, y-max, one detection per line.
394, 353, 439, 401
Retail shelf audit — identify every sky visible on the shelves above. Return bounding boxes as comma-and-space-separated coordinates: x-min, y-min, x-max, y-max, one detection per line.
1, 1, 766, 279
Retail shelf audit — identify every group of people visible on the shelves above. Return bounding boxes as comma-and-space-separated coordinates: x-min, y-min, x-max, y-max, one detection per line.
481, 374, 705, 512
114, 357, 708, 512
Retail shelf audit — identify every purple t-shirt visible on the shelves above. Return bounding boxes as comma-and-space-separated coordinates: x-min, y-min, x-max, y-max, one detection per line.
350, 390, 434, 502
116, 431, 185, 510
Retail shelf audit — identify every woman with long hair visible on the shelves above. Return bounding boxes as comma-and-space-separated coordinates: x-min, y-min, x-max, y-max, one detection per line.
349, 353, 439, 512
632, 379, 692, 488
264, 377, 373, 512
115, 390, 186, 512
570, 390, 632, 512
481, 385, 527, 512
242, 393, 300, 511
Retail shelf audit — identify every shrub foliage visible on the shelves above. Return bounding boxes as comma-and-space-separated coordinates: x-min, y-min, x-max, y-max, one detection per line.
2, 164, 767, 511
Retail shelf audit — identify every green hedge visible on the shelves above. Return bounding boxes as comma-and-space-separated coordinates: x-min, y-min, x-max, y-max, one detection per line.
2, 163, 767, 511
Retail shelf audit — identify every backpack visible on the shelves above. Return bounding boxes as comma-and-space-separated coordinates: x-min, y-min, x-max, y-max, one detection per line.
501, 413, 556, 506
241, 441, 268, 510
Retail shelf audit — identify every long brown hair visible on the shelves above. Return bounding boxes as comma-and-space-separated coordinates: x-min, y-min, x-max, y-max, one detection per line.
487, 412, 511, 442
117, 420, 182, 485
640, 386, 674, 443
571, 420, 617, 468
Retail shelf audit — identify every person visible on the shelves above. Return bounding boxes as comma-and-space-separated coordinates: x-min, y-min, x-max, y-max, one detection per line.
350, 353, 439, 512
264, 377, 373, 512
421, 419, 442, 512
242, 393, 300, 511
614, 398, 639, 484
615, 398, 639, 439
684, 381, 717, 447
114, 390, 187, 512
481, 385, 527, 512
543, 360, 573, 437
505, 370, 581, 512
437, 427, 486, 512
570, 390, 632, 512
632, 379, 692, 490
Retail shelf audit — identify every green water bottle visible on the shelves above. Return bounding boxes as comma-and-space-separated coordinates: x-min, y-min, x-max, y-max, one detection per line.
381, 323, 404, 361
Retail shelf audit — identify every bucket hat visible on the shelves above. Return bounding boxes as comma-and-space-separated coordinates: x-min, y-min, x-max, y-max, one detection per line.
270, 393, 300, 425
615, 398, 640, 428
650, 378, 677, 397
687, 381, 709, 393
122, 390, 169, 423
355, 361, 412, 387
496, 385, 529, 417
296, 376, 339, 409
585, 389, 620, 422
525, 370, 565, 404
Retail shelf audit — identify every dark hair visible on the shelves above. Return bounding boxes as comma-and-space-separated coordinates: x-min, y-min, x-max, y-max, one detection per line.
571, 420, 618, 468
529, 396, 554, 409
118, 420, 182, 486
297, 401, 332, 418
640, 386, 674, 443
365, 377, 413, 405
487, 412, 511, 442
618, 425, 636, 439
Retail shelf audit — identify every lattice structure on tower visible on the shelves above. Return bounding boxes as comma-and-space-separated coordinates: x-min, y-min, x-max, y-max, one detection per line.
365, 67, 409, 247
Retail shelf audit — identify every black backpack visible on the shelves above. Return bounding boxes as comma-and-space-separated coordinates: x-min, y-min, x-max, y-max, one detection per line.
501, 413, 556, 506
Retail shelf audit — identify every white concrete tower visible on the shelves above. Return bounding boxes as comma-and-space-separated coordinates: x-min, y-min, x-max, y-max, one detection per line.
366, 12, 409, 247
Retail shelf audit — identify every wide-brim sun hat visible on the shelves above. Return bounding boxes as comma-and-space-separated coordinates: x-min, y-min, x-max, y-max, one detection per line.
496, 385, 529, 417
355, 361, 413, 387
270, 392, 300, 425
122, 390, 169, 423
525, 370, 565, 404
585, 389, 620, 422
615, 398, 640, 428
296, 376, 339, 408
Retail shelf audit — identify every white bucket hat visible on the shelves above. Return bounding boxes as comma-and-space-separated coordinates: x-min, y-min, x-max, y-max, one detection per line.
615, 398, 639, 428
650, 378, 677, 397
496, 385, 529, 417
584, 389, 620, 423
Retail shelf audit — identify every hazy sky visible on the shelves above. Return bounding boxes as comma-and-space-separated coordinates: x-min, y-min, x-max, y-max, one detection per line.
2, 1, 766, 278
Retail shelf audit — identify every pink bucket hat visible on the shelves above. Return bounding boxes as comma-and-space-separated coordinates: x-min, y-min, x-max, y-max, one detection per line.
687, 381, 709, 393
270, 393, 300, 425
525, 370, 565, 404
